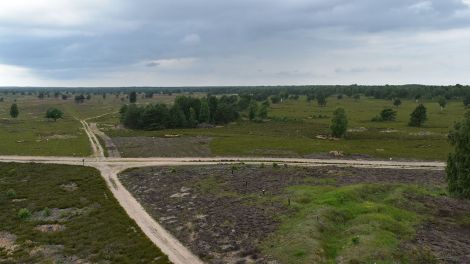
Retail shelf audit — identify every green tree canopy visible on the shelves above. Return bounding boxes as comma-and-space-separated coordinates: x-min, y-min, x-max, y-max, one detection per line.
447, 113, 470, 198
129, 91, 137, 103
317, 93, 327, 107
393, 98, 402, 107
438, 97, 447, 110
330, 108, 348, 138
45, 108, 64, 121
199, 99, 210, 123
248, 101, 258, 120
408, 104, 427, 127
10, 103, 19, 118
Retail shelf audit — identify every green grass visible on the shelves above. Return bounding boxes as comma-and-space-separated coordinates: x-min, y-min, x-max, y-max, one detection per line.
0, 92, 198, 156
0, 96, 92, 156
102, 96, 465, 160
262, 184, 442, 263
0, 163, 170, 263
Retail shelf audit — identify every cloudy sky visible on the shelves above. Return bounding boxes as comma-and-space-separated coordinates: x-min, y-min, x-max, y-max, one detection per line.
1, 0, 470, 86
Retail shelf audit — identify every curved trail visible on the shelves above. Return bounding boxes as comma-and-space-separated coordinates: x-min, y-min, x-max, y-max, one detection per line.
0, 119, 446, 264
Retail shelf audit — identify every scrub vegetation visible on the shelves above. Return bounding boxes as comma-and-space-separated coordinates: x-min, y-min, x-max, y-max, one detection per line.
119, 164, 470, 264
0, 163, 169, 263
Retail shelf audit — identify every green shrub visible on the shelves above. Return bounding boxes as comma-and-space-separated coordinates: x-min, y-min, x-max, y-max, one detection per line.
351, 236, 360, 245
43, 207, 51, 217
18, 208, 31, 220
372, 108, 397, 122
6, 189, 16, 199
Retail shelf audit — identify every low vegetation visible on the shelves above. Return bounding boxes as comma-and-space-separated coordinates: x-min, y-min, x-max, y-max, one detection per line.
0, 163, 169, 263
264, 184, 430, 263
120, 165, 470, 263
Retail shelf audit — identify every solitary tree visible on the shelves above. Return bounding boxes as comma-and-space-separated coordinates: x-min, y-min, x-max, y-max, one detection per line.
408, 104, 427, 127
317, 93, 327, 107
330, 108, 348, 138
393, 98, 402, 108
447, 113, 470, 198
10, 103, 19, 118
129, 91, 137, 103
438, 97, 447, 111
45, 108, 64, 121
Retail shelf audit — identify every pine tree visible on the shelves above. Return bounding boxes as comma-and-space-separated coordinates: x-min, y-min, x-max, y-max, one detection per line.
408, 104, 427, 127
330, 108, 348, 138
10, 103, 19, 118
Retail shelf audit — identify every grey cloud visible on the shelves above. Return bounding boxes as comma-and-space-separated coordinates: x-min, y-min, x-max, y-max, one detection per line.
0, 0, 469, 85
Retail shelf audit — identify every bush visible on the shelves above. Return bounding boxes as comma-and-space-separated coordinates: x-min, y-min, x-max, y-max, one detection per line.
351, 236, 360, 245
43, 207, 51, 217
372, 108, 397, 122
18, 208, 31, 220
6, 189, 16, 199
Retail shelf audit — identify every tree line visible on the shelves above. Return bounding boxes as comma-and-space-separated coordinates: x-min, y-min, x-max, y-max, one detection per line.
120, 95, 268, 130
2, 84, 470, 103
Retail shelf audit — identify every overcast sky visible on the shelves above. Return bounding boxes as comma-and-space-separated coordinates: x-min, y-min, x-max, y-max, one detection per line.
1, 0, 470, 87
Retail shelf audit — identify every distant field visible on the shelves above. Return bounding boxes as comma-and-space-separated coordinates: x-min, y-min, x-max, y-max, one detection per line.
120, 164, 470, 263
0, 92, 191, 156
0, 163, 169, 263
0, 93, 465, 160
102, 96, 465, 160
0, 96, 91, 156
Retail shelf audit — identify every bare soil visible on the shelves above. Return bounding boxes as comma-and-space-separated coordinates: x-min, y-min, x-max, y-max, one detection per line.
0, 231, 17, 254
112, 136, 213, 157
34, 224, 66, 233
119, 165, 470, 263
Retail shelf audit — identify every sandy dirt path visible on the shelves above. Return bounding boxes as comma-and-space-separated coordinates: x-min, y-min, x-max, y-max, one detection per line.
89, 122, 121, 158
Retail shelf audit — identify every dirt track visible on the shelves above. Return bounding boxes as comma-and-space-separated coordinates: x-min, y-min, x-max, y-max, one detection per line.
0, 119, 447, 264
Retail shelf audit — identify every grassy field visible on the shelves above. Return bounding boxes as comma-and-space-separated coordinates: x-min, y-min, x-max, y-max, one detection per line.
0, 95, 91, 156
102, 96, 466, 160
0, 162, 169, 263
0, 92, 465, 160
0, 92, 187, 156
